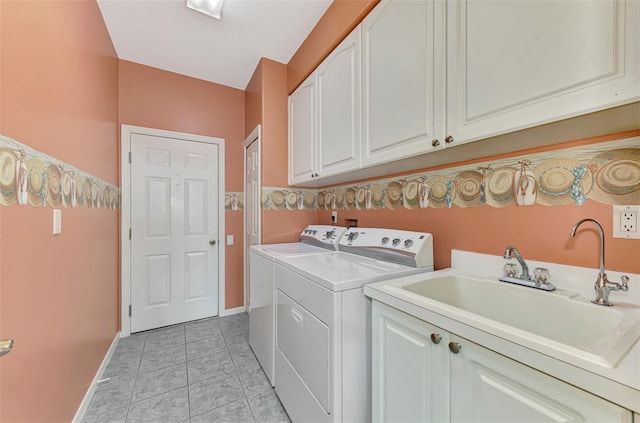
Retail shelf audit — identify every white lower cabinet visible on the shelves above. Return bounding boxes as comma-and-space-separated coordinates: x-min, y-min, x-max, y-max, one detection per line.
372, 301, 632, 423
372, 301, 450, 422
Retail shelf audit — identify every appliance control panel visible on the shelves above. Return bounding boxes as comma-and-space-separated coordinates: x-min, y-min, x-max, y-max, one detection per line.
339, 228, 434, 268
300, 225, 348, 247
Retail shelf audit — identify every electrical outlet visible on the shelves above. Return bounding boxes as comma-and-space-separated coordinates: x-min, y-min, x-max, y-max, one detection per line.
622, 212, 637, 232
613, 205, 640, 239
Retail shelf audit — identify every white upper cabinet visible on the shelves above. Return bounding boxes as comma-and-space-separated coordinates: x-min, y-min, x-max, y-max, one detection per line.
288, 0, 639, 185
288, 73, 316, 185
288, 28, 362, 186
446, 0, 640, 145
317, 27, 361, 178
361, 0, 443, 166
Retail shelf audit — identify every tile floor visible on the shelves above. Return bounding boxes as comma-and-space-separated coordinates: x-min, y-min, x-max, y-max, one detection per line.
82, 313, 290, 423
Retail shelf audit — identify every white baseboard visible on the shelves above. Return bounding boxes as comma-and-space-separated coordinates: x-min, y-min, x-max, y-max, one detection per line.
72, 332, 121, 423
221, 305, 247, 317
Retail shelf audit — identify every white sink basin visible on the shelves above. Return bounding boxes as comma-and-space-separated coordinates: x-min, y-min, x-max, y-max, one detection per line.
395, 273, 640, 368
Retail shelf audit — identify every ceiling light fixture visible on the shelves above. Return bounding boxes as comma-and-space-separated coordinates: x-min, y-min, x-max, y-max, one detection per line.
186, 0, 224, 20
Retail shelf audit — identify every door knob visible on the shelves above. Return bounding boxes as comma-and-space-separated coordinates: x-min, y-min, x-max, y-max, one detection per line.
209, 240, 216, 246
431, 139, 440, 147
445, 135, 454, 144
0, 339, 14, 357
430, 333, 442, 344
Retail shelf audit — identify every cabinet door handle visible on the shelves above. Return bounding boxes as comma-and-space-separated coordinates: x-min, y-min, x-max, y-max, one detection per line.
448, 342, 462, 354
431, 139, 440, 147
209, 239, 216, 246
430, 333, 442, 344
445, 135, 454, 144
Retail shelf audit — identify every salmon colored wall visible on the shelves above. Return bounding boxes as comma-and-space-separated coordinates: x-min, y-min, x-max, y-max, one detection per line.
0, 0, 119, 421
260, 59, 289, 188
118, 61, 246, 310
286, 0, 380, 93
317, 133, 640, 275
245, 60, 262, 137
245, 58, 317, 244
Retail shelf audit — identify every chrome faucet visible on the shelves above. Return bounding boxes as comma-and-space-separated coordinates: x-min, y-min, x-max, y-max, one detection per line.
503, 246, 531, 280
570, 218, 629, 306
499, 246, 555, 290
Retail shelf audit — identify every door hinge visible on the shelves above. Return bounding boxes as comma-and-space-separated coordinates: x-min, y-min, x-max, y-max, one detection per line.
129, 228, 132, 240
128, 152, 132, 163
129, 305, 132, 317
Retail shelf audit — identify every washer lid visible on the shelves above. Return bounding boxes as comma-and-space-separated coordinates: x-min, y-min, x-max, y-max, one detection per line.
275, 252, 431, 292
250, 242, 330, 260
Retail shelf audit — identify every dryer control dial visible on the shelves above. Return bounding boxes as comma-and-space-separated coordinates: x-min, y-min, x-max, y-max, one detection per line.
404, 239, 414, 248
392, 238, 401, 246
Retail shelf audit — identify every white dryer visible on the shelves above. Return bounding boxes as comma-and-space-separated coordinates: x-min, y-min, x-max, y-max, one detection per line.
249, 225, 347, 386
274, 228, 434, 423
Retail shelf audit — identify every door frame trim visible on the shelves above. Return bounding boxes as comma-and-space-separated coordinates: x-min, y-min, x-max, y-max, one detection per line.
243, 125, 262, 310
120, 124, 226, 337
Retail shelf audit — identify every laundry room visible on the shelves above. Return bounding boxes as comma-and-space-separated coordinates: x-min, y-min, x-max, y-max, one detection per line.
1, 0, 639, 421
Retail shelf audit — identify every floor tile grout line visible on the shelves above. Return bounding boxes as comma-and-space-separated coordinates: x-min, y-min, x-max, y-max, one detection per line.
228, 340, 260, 423
87, 316, 256, 422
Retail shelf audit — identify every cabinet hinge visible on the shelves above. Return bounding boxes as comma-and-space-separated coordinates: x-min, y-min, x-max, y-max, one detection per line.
128, 152, 132, 163
129, 305, 132, 317
129, 228, 132, 240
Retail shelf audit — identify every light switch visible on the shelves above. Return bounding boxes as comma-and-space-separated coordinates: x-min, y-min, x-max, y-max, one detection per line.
53, 209, 62, 235
227, 235, 234, 245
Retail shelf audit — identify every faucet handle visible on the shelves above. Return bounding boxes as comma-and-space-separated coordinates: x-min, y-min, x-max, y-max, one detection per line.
621, 275, 629, 291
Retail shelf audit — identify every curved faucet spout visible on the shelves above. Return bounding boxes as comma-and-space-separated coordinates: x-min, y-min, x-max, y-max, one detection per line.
503, 245, 530, 280
569, 218, 629, 306
570, 218, 605, 276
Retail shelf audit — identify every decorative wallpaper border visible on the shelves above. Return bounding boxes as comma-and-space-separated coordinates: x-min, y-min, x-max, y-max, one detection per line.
224, 192, 244, 211
262, 136, 640, 211
0, 134, 121, 209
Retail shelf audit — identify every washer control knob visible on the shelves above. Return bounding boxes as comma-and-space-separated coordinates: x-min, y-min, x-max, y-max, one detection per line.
392, 238, 401, 246
325, 230, 334, 238
404, 239, 414, 248
348, 232, 359, 241
381, 237, 390, 245
312, 230, 317, 235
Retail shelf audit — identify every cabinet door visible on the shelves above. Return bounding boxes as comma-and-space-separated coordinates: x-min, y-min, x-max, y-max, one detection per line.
447, 0, 640, 145
372, 301, 450, 423
317, 27, 361, 178
362, 0, 442, 167
450, 335, 632, 423
288, 73, 316, 185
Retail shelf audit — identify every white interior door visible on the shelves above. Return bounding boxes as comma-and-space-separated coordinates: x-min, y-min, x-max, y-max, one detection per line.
244, 126, 261, 309
130, 133, 220, 332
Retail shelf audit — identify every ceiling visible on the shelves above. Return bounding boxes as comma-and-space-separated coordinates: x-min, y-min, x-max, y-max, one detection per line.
97, 0, 332, 90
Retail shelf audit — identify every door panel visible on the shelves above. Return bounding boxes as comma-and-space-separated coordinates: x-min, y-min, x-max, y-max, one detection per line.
244, 132, 261, 310
450, 334, 631, 422
131, 133, 219, 332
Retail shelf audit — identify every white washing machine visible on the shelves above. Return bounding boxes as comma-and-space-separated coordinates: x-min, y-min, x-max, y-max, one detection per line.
273, 228, 434, 423
249, 225, 347, 386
